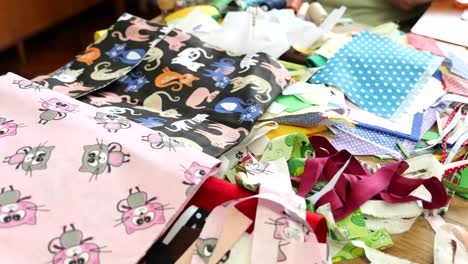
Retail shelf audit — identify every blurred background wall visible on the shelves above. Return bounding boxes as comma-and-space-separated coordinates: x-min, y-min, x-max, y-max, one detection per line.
0, 0, 161, 78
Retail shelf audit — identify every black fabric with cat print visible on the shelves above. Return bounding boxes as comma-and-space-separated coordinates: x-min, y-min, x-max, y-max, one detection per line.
33, 13, 290, 157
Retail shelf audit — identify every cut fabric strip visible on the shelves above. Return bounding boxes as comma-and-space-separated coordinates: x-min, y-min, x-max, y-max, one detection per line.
446, 52, 468, 80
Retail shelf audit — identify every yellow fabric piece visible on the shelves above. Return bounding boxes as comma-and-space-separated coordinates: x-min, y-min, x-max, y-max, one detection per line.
314, 33, 352, 59
94, 29, 108, 42
266, 124, 328, 139
165, 5, 219, 23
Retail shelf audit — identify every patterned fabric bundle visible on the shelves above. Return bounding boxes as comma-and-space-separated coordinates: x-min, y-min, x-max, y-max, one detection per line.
35, 13, 290, 157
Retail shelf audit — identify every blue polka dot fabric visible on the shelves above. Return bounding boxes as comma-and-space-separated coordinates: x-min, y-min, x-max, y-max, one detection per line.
309, 31, 442, 119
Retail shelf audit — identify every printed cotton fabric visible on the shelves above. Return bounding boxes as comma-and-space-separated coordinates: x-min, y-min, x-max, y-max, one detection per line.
309, 31, 442, 119
34, 13, 289, 158
0, 73, 221, 264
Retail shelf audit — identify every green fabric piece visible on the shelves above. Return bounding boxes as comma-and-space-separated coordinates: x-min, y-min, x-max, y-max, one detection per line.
261, 132, 315, 162
226, 168, 237, 184
288, 158, 307, 176
422, 131, 440, 141
364, 228, 394, 249
335, 209, 368, 240
280, 60, 307, 71
459, 169, 468, 199
443, 179, 468, 195
274, 95, 316, 113
332, 243, 365, 263
306, 54, 328, 68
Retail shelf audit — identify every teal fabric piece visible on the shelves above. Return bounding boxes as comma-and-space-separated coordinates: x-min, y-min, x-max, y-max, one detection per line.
309, 31, 442, 119
306, 54, 328, 68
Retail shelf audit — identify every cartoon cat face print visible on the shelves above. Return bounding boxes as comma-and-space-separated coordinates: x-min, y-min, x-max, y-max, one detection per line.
181, 162, 211, 185
0, 186, 39, 228
79, 141, 130, 181
93, 112, 131, 133
39, 98, 78, 125
116, 187, 169, 234
3, 144, 55, 176
142, 132, 184, 151
0, 117, 20, 138
266, 217, 300, 241
48, 224, 103, 264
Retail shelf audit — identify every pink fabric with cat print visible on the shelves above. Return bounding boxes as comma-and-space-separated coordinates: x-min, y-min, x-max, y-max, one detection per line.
0, 72, 221, 264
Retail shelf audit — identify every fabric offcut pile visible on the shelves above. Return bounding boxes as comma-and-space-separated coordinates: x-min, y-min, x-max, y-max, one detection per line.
0, 6, 467, 264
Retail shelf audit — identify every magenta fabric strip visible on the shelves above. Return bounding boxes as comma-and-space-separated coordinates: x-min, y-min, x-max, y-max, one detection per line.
292, 136, 449, 221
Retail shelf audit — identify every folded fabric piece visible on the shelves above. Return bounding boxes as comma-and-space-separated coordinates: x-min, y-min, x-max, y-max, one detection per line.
0, 73, 221, 264
34, 13, 288, 158
442, 72, 468, 97
446, 52, 468, 80
401, 76, 446, 116
406, 33, 445, 57
332, 102, 446, 158
309, 31, 443, 119
348, 109, 423, 141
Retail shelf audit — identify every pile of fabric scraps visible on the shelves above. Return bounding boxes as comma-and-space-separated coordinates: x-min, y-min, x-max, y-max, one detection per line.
1, 4, 467, 264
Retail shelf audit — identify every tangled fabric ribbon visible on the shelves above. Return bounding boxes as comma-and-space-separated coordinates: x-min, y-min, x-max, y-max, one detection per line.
292, 136, 448, 221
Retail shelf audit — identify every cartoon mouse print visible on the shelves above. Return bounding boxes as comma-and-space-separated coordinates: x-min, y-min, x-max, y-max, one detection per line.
41, 81, 94, 98
48, 224, 107, 264
0, 117, 21, 138
181, 161, 213, 196
3, 143, 55, 176
12, 79, 43, 90
194, 238, 231, 264
142, 131, 184, 151
38, 98, 78, 125
79, 140, 130, 181
116, 187, 170, 234
0, 186, 42, 228
181, 161, 212, 186
266, 216, 309, 262
93, 112, 131, 133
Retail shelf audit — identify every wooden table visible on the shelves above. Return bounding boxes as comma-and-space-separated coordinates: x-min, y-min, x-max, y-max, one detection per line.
344, 196, 467, 264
